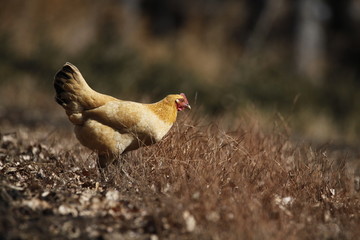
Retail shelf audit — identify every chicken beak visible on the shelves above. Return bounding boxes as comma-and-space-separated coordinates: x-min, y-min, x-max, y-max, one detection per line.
186, 104, 191, 110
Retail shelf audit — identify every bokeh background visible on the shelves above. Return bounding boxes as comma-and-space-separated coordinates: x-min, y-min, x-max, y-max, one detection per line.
1, 0, 360, 143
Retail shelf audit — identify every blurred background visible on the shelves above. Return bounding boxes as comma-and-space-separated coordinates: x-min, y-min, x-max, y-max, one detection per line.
0, 0, 360, 144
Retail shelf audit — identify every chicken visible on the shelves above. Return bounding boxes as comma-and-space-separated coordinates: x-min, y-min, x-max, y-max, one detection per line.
54, 62, 191, 168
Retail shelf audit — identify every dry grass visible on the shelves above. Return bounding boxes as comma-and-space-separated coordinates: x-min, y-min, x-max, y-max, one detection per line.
1, 112, 359, 239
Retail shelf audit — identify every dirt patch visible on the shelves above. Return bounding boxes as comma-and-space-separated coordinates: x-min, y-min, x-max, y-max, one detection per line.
1, 117, 360, 239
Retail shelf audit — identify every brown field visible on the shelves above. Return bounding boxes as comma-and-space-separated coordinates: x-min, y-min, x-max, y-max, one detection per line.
1, 101, 359, 240
1, 1, 360, 239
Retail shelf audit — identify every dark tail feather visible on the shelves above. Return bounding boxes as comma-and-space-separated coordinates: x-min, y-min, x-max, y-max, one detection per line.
53, 62, 88, 114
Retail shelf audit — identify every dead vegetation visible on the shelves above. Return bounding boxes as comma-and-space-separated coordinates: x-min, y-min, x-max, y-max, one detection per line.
1, 114, 359, 240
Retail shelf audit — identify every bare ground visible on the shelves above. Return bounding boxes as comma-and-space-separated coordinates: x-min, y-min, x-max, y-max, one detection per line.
1, 106, 360, 240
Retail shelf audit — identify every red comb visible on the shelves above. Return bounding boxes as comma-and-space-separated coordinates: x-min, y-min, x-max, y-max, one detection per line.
180, 93, 187, 101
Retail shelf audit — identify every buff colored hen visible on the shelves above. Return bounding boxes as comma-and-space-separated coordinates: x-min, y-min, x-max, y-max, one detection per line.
54, 62, 190, 167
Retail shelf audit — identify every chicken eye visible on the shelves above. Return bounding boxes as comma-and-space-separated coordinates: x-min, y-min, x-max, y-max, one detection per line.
176, 98, 185, 104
